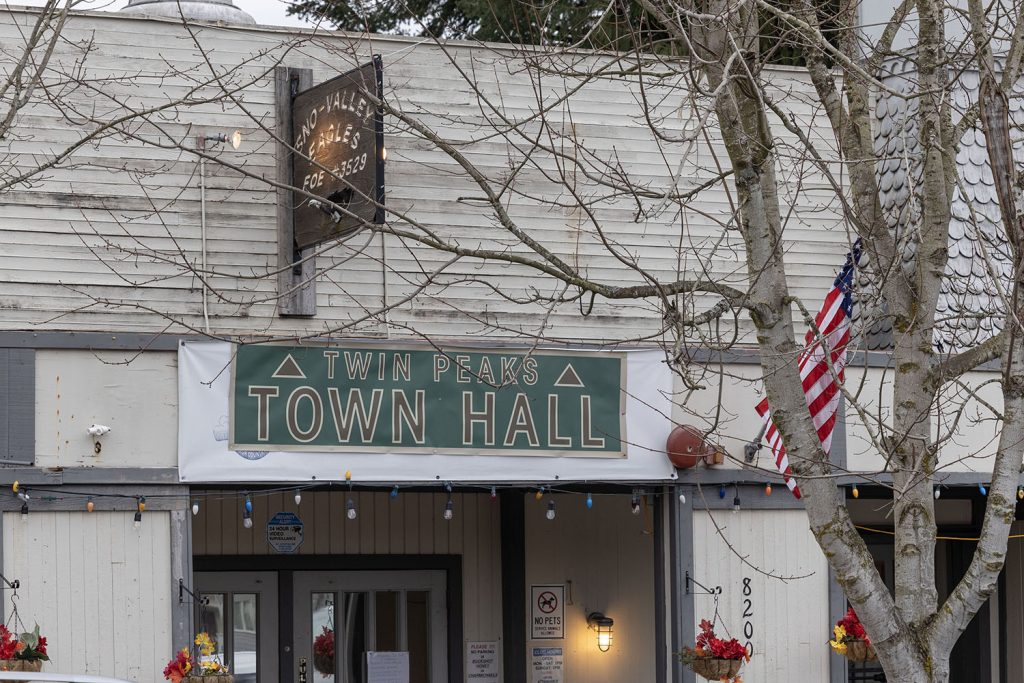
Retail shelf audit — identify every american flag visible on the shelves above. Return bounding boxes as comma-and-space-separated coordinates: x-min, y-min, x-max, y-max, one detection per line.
755, 241, 861, 498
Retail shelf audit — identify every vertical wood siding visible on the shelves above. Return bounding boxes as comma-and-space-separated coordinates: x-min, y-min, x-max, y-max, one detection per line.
191, 490, 503, 642
693, 509, 829, 681
524, 493, 656, 683
2, 511, 173, 683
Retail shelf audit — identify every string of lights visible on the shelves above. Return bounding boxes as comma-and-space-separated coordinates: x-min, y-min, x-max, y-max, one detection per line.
9, 478, 1008, 531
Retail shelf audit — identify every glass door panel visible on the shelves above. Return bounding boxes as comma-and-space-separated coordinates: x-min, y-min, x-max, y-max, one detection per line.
195, 572, 278, 683
406, 591, 430, 683
198, 593, 227, 662
375, 592, 400, 651
294, 571, 446, 683
233, 593, 258, 678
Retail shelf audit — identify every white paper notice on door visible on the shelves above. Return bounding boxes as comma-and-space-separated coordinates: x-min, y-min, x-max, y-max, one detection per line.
366, 651, 410, 683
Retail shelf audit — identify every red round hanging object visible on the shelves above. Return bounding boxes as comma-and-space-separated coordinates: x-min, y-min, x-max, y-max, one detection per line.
666, 425, 711, 469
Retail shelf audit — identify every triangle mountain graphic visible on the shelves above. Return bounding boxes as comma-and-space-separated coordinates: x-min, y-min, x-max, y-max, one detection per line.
272, 354, 306, 379
554, 363, 585, 388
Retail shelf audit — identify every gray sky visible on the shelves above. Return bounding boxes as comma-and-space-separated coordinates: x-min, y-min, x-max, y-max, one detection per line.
4, 1, 321, 28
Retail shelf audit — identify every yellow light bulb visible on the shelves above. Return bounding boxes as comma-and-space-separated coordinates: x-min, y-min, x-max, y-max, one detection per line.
852, 485, 859, 499
345, 470, 352, 481
86, 499, 95, 513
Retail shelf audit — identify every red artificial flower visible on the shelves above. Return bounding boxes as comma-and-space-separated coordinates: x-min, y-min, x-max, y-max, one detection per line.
163, 648, 193, 683
35, 637, 46, 656
0, 626, 18, 660
836, 607, 870, 645
692, 618, 748, 661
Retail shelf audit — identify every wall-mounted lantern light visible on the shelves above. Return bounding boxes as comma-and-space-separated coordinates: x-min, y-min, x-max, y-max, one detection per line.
587, 612, 614, 652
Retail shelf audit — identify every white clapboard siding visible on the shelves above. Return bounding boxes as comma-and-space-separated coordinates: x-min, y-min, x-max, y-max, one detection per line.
2, 511, 173, 683
692, 509, 829, 681
524, 493, 656, 683
0, 7, 849, 344
191, 490, 503, 641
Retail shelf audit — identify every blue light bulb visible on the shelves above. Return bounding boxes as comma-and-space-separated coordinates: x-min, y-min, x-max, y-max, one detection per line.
391, 485, 399, 499
586, 493, 593, 509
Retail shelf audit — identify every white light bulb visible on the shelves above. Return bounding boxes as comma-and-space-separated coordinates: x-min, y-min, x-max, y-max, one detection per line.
294, 491, 302, 506
678, 492, 686, 504
443, 500, 454, 521
346, 499, 357, 520
546, 501, 556, 521
243, 515, 253, 529
192, 502, 200, 516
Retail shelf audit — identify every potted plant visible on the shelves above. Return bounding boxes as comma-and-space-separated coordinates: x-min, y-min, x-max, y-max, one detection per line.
0, 624, 48, 672
679, 619, 749, 682
313, 626, 334, 676
829, 607, 876, 662
163, 632, 232, 683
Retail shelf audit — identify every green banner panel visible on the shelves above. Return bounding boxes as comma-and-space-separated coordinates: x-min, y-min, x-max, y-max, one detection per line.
230, 345, 626, 456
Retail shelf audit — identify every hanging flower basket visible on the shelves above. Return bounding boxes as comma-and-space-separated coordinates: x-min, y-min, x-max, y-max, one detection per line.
841, 639, 877, 663
689, 657, 743, 680
0, 623, 49, 673
678, 619, 748, 683
164, 633, 231, 683
829, 608, 877, 663
313, 653, 334, 675
0, 659, 42, 672
313, 626, 335, 675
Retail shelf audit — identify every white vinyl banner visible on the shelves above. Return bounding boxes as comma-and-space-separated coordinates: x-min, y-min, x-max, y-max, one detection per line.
177, 341, 676, 483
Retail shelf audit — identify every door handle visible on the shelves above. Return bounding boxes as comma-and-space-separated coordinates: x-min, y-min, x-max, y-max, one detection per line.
299, 657, 307, 683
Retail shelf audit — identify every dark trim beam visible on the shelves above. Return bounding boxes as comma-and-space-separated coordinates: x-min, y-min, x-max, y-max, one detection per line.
499, 491, 526, 683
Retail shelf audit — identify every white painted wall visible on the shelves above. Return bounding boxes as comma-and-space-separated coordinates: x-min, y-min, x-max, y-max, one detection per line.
692, 509, 830, 681
844, 365, 1003, 473
523, 493, 656, 683
2, 511, 173, 683
34, 350, 178, 469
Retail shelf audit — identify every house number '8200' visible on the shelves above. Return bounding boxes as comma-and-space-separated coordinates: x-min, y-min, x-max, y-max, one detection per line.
742, 577, 754, 656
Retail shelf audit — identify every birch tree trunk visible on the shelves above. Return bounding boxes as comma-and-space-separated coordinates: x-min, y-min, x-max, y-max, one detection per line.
639, 1, 1024, 680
